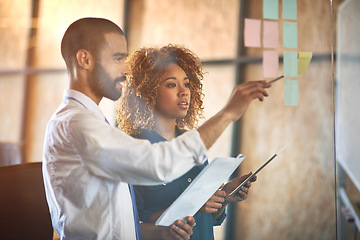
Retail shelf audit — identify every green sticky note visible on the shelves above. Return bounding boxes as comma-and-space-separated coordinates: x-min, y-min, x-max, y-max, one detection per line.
283, 22, 297, 48
284, 80, 298, 106
298, 51, 312, 74
263, 0, 279, 20
284, 51, 298, 77
283, 0, 297, 20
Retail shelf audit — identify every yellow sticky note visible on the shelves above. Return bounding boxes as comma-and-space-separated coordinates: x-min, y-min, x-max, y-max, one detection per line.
298, 52, 312, 75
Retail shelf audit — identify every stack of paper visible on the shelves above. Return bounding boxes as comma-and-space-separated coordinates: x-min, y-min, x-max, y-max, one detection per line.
155, 155, 245, 226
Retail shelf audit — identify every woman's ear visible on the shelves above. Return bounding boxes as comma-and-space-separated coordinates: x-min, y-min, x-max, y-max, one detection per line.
75, 49, 92, 69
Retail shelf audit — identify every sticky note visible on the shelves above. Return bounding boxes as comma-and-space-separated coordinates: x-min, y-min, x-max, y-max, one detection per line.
283, 22, 298, 48
263, 20, 279, 48
263, 0, 279, 20
283, 51, 298, 77
298, 51, 312, 74
283, 0, 297, 20
244, 18, 261, 48
263, 51, 279, 78
284, 80, 298, 106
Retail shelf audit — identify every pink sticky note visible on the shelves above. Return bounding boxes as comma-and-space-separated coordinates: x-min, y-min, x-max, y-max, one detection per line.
263, 20, 279, 48
263, 50, 279, 78
244, 18, 261, 47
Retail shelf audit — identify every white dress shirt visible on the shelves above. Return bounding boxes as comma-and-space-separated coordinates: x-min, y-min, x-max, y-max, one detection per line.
42, 89, 207, 239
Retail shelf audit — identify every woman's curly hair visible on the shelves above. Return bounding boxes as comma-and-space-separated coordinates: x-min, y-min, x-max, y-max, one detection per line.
116, 44, 205, 135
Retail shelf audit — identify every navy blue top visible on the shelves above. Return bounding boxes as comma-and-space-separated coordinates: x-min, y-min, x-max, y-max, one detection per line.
133, 128, 226, 240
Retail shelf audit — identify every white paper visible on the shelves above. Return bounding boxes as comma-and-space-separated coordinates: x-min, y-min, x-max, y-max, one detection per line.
155, 154, 245, 226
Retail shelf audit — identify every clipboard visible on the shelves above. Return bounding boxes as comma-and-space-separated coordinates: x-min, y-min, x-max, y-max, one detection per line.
225, 145, 287, 201
155, 154, 245, 226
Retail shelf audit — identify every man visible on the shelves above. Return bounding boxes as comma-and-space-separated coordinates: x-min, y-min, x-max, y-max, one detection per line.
43, 17, 271, 239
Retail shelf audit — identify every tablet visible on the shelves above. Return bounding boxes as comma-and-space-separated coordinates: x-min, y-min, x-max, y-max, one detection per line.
225, 145, 287, 201
155, 154, 245, 226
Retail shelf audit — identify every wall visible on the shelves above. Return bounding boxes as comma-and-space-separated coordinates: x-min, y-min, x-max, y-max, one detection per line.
0, 0, 343, 239
0, 0, 31, 160
235, 0, 343, 239
0, 0, 125, 164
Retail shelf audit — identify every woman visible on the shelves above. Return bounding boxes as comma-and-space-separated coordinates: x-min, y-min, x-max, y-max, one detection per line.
117, 45, 255, 240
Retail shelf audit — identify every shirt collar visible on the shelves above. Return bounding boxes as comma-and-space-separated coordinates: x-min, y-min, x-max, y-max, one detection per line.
63, 89, 106, 120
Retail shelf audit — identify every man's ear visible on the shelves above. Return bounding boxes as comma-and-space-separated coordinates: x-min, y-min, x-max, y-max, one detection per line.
75, 49, 92, 69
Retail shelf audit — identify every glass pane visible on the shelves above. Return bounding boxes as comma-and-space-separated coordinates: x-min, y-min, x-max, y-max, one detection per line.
127, 0, 240, 60
234, 0, 339, 239
0, 74, 25, 143
0, 0, 31, 70
36, 0, 125, 69
201, 64, 236, 160
335, 0, 360, 238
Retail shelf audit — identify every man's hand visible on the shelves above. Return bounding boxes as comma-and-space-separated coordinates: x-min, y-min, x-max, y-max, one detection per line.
141, 216, 195, 240
198, 81, 271, 150
222, 81, 271, 123
222, 172, 257, 203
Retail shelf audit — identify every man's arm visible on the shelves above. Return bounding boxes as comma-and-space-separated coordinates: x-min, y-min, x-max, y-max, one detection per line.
54, 81, 270, 185
198, 81, 271, 149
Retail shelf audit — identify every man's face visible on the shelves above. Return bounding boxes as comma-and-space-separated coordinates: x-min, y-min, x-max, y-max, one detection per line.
90, 32, 128, 101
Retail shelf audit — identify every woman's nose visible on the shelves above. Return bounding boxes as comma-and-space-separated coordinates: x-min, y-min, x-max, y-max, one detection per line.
178, 89, 189, 97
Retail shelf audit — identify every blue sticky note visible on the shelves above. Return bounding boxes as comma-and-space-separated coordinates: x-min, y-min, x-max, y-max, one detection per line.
283, 22, 297, 48
283, 51, 298, 77
283, 0, 297, 20
263, 0, 279, 20
284, 80, 298, 106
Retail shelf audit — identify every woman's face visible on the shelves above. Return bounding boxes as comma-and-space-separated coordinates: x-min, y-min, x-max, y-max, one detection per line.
154, 63, 191, 120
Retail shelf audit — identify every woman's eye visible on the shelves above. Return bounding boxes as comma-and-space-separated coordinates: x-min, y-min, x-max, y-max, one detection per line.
167, 83, 176, 88
184, 82, 190, 88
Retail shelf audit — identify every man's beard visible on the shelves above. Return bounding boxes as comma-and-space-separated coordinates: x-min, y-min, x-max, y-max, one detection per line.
92, 63, 125, 101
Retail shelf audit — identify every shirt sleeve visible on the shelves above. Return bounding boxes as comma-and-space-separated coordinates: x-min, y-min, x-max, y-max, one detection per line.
213, 210, 226, 226
64, 113, 208, 185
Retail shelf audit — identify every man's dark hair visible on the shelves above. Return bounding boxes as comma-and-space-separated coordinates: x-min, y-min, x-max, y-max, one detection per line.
61, 17, 124, 69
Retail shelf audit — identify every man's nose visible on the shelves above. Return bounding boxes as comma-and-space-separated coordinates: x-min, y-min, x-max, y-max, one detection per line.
121, 63, 129, 75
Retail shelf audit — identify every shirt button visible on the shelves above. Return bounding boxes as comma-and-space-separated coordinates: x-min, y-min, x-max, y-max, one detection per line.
187, 178, 192, 183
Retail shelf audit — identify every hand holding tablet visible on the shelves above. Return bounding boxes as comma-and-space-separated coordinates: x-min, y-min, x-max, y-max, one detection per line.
225, 145, 287, 201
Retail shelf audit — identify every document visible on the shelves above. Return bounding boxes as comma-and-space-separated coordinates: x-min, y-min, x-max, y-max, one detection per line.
155, 155, 245, 226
